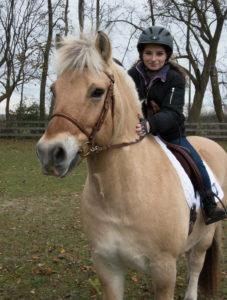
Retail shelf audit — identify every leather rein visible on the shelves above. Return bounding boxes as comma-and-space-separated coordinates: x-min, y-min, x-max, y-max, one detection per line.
51, 72, 144, 157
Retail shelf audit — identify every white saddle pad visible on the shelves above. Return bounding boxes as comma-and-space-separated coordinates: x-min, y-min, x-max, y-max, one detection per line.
154, 136, 224, 210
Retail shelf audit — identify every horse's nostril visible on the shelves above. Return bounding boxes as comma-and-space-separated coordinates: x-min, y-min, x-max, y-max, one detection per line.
53, 146, 66, 163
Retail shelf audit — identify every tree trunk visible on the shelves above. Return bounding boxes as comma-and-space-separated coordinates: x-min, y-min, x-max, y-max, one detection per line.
188, 23, 225, 121
96, 0, 100, 31
39, 0, 53, 120
5, 61, 11, 120
6, 96, 10, 121
49, 96, 54, 117
210, 65, 224, 122
147, 0, 155, 25
78, 0, 84, 32
64, 0, 69, 36
20, 72, 25, 109
188, 86, 206, 122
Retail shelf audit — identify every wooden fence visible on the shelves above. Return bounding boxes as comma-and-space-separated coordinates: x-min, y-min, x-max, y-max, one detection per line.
1, 119, 227, 140
0, 120, 46, 138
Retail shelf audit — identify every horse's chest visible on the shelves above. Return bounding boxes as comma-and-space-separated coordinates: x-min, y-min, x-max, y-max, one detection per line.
89, 221, 150, 272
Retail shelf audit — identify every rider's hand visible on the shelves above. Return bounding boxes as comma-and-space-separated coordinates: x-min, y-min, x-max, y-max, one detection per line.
136, 118, 150, 137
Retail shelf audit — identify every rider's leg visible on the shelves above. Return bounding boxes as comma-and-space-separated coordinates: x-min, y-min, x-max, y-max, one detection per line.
170, 137, 227, 224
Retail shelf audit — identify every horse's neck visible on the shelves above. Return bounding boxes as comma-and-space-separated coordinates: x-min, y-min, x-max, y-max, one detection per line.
110, 67, 142, 144
86, 65, 147, 183
87, 137, 156, 180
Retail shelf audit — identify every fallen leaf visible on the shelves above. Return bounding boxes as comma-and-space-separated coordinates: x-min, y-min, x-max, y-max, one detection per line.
37, 267, 54, 276
52, 257, 59, 263
38, 263, 45, 267
131, 275, 138, 282
58, 253, 75, 262
32, 256, 39, 260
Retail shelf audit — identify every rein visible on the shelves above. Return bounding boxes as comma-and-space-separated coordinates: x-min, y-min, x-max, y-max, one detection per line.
51, 72, 144, 157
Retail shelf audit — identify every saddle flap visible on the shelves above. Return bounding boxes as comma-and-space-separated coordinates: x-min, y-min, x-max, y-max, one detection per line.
163, 140, 204, 193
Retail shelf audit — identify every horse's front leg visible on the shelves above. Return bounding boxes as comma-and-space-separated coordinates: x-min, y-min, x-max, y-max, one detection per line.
92, 252, 125, 300
151, 255, 177, 300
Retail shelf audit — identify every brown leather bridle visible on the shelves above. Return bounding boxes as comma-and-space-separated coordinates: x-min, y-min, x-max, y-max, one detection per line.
50, 72, 144, 157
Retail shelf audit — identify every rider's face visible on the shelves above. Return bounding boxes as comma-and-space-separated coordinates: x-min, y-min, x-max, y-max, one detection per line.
142, 44, 167, 71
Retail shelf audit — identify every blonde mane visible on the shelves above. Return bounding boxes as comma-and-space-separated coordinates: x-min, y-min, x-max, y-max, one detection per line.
54, 33, 104, 76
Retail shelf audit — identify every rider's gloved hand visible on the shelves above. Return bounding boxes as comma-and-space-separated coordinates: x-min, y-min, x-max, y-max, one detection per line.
136, 118, 150, 137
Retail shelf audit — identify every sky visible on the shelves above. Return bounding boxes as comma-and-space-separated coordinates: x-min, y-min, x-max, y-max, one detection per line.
0, 0, 226, 115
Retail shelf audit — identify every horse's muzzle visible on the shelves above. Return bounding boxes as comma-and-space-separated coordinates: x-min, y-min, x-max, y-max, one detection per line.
36, 139, 80, 177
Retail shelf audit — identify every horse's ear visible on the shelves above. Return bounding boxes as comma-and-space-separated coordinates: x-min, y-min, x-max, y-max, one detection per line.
95, 31, 112, 63
55, 34, 64, 49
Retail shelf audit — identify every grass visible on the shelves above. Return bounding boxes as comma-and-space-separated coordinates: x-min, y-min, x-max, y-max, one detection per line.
0, 139, 226, 300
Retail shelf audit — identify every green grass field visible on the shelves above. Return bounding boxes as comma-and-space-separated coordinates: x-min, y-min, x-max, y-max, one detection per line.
0, 139, 226, 300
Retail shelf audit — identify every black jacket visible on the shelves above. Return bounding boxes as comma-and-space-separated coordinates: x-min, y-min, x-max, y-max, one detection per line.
128, 62, 185, 141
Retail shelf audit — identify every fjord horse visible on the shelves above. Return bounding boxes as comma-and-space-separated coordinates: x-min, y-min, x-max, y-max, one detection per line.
36, 32, 227, 300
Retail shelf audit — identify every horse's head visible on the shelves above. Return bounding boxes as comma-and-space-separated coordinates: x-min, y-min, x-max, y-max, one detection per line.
36, 31, 141, 177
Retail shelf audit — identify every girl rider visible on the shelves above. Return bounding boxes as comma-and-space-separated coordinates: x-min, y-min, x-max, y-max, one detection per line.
128, 26, 227, 225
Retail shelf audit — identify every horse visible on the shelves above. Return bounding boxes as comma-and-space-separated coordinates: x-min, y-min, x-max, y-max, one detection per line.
36, 31, 227, 300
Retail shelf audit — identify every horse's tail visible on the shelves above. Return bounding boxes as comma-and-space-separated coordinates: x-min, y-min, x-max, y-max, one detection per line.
198, 222, 222, 297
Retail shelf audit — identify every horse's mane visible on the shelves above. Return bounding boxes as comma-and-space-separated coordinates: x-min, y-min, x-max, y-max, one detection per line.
54, 33, 104, 76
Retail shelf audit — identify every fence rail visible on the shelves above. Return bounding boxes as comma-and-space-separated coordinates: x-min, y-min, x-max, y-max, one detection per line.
0, 120, 47, 138
1, 120, 227, 140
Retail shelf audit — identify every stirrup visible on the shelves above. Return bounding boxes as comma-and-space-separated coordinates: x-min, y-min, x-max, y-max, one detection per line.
200, 193, 227, 225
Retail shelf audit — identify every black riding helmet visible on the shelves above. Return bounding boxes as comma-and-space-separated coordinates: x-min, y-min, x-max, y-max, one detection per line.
137, 26, 173, 59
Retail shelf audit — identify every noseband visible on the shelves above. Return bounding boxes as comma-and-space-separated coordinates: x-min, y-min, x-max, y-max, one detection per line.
51, 72, 144, 156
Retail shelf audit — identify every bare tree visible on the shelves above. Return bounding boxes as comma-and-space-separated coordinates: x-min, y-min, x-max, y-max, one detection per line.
210, 65, 224, 121
39, 0, 67, 120
39, 0, 54, 120
159, 0, 225, 121
83, 1, 123, 32
143, 0, 226, 121
109, 0, 226, 121
187, 0, 226, 121
0, 0, 45, 119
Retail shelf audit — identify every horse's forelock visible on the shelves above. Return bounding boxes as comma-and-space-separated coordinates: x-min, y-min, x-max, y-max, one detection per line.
54, 34, 104, 75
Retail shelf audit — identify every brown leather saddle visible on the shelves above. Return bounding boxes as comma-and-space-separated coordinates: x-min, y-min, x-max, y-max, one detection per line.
162, 139, 204, 194
161, 138, 204, 234
147, 101, 204, 233
148, 100, 204, 194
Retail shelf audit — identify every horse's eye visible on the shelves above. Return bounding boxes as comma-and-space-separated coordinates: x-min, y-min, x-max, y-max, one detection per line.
91, 88, 105, 99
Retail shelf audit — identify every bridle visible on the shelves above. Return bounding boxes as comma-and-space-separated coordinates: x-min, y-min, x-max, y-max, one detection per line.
51, 72, 144, 157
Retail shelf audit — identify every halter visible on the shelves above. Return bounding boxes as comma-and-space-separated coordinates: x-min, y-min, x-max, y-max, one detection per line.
51, 72, 144, 157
